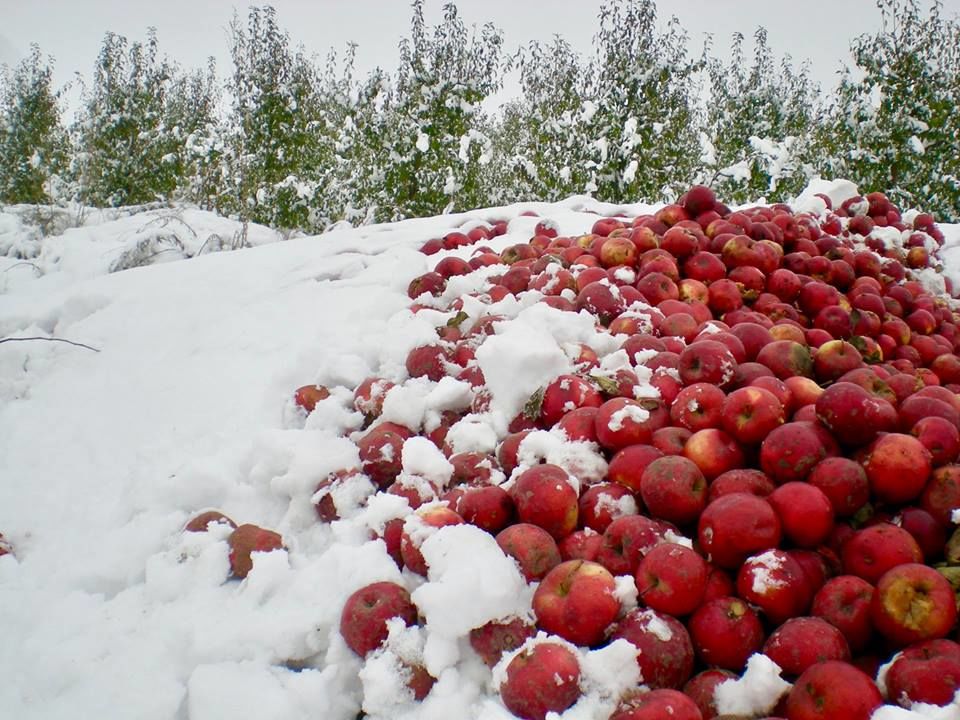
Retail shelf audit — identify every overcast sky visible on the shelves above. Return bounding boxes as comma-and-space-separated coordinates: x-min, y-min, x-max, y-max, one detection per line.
3, 0, 960, 112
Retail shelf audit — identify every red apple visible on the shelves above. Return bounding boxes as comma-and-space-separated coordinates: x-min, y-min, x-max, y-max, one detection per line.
698, 493, 781, 569
872, 563, 958, 647
812, 574, 876, 653
511, 464, 579, 541
611, 608, 695, 689
533, 559, 620, 646
688, 596, 765, 671
339, 581, 418, 657
499, 642, 581, 720
640, 455, 707, 525
496, 523, 562, 582
227, 524, 284, 579
763, 616, 851, 677
784, 661, 882, 720
635, 542, 708, 617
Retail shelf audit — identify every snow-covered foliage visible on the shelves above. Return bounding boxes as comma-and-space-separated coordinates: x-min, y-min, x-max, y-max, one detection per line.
0, 45, 68, 205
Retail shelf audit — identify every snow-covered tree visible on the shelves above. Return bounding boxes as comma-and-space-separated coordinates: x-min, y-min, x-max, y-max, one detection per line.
495, 35, 594, 202
167, 59, 222, 210
0, 45, 68, 205
221, 6, 336, 230
358, 0, 504, 221
73, 30, 186, 206
816, 0, 960, 220
585, 0, 702, 203
702, 28, 820, 204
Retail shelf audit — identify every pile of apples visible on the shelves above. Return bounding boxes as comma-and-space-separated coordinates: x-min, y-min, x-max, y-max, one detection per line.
204, 186, 960, 719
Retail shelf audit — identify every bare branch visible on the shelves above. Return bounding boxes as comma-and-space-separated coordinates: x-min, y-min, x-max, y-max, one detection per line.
0, 336, 101, 352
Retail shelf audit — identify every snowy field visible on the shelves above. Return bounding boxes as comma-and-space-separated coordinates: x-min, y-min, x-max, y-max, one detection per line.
1, 183, 959, 719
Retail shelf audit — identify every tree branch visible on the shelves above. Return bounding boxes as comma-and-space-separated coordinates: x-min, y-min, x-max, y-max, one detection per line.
0, 336, 101, 352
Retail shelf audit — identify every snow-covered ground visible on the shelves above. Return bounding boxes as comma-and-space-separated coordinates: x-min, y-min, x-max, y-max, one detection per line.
1, 187, 959, 720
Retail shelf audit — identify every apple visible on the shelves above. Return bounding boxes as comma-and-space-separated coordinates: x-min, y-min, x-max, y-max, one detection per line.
755, 340, 813, 379
815, 381, 897, 447
683, 669, 737, 719
607, 443, 665, 492
651, 426, 693, 455
872, 563, 958, 647
806, 457, 870, 517
885, 638, 960, 707
532, 559, 620, 646
784, 661, 882, 720
921, 465, 960, 527
760, 421, 836, 484
635, 542, 708, 617
670, 382, 725, 432
721, 386, 786, 445
559, 528, 603, 562
595, 514, 665, 576
511, 464, 579, 541
911, 416, 960, 467
688, 596, 764, 671
612, 689, 703, 720
707, 468, 775, 503
639, 455, 707, 526
469, 617, 537, 667
698, 493, 781, 569
499, 642, 581, 720
763, 616, 851, 677
678, 340, 737, 387
339, 581, 418, 657
767, 482, 834, 548
682, 428, 745, 480
578, 482, 638, 533
862, 432, 932, 505
449, 484, 514, 534
496, 523, 562, 582
736, 548, 813, 624
185, 510, 236, 532
400, 505, 465, 576
611, 608, 695, 689
540, 374, 603, 428
811, 574, 876, 653
358, 424, 411, 489
842, 523, 923, 584
227, 524, 284, 579
595, 397, 670, 451
293, 384, 330, 413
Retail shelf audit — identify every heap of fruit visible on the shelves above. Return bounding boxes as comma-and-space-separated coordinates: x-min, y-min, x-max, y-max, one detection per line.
197, 186, 960, 720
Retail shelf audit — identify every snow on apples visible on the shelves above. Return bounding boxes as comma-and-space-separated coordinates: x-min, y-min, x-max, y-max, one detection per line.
4, 182, 960, 719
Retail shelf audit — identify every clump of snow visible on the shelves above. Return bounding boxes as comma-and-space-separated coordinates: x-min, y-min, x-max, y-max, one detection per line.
401, 437, 453, 488
871, 692, 960, 719
715, 653, 792, 716
613, 574, 639, 615
412, 524, 532, 676
792, 178, 860, 215
606, 403, 650, 432
513, 430, 607, 486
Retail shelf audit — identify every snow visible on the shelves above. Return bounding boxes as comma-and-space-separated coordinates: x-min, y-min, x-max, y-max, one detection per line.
2, 184, 959, 720
715, 653, 792, 716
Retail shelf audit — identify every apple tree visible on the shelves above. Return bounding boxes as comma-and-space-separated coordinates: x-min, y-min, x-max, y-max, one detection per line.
702, 29, 820, 205
585, 0, 702, 204
358, 0, 503, 222
220, 6, 338, 231
73, 30, 188, 207
0, 45, 68, 205
815, 0, 960, 221
494, 35, 595, 203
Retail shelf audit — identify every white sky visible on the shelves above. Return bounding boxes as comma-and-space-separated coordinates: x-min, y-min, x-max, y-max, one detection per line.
3, 0, 960, 113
